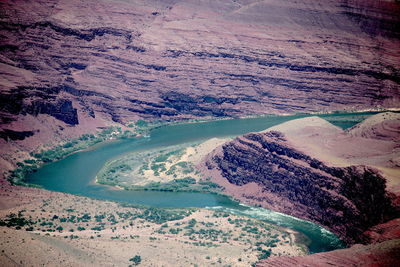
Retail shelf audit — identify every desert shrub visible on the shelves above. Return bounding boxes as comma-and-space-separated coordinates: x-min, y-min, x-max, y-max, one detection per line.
258, 249, 271, 260
91, 225, 104, 231
0, 214, 34, 228
187, 218, 197, 228
129, 255, 142, 265
135, 120, 148, 128
136, 208, 192, 224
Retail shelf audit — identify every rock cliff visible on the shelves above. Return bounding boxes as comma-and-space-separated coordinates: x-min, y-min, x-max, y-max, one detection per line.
1, 0, 400, 151
205, 130, 397, 244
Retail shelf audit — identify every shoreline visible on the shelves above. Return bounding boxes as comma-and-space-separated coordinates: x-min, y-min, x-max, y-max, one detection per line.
8, 108, 397, 188
5, 108, 397, 262
144, 107, 400, 130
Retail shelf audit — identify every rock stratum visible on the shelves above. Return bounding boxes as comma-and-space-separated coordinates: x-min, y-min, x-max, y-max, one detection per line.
1, 0, 400, 265
257, 238, 400, 267
205, 130, 395, 244
1, 0, 400, 156
202, 113, 400, 250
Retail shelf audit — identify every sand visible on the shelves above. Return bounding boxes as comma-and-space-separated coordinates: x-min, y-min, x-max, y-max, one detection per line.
0, 180, 304, 266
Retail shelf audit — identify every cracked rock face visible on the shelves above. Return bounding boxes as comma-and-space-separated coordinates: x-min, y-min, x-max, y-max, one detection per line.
0, 0, 399, 131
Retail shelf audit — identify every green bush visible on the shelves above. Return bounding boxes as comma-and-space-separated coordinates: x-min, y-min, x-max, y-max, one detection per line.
136, 208, 192, 224
131, 177, 199, 192
0, 214, 34, 228
129, 255, 142, 265
258, 249, 271, 260
187, 218, 197, 228
135, 120, 148, 128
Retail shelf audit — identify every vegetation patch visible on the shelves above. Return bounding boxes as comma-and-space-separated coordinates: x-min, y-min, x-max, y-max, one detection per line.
0, 193, 304, 266
97, 144, 223, 193
8, 126, 139, 185
129, 255, 142, 266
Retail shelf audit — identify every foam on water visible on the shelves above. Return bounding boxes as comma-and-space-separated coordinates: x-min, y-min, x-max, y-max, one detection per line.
207, 205, 345, 253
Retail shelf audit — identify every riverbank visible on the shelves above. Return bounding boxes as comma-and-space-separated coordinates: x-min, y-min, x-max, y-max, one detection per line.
0, 178, 306, 266
202, 112, 400, 245
2, 109, 399, 265
94, 110, 398, 197
5, 126, 139, 186
21, 111, 359, 253
95, 139, 230, 194
5, 109, 380, 186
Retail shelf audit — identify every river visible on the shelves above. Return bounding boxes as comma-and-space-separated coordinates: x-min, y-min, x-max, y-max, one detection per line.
26, 111, 379, 253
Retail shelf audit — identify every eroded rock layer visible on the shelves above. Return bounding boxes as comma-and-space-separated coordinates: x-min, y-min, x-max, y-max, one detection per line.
1, 0, 400, 142
206, 131, 396, 244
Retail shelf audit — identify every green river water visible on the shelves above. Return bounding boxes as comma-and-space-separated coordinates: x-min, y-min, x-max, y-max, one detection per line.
26, 111, 379, 253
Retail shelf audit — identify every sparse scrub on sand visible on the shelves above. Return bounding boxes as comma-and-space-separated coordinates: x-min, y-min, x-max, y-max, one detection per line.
0, 188, 304, 266
96, 143, 223, 193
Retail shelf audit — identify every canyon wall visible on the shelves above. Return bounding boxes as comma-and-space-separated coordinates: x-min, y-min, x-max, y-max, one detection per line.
205, 130, 397, 244
1, 0, 399, 151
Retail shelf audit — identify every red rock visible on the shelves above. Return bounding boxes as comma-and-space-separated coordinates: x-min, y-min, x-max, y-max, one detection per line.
257, 238, 400, 267
1, 0, 399, 155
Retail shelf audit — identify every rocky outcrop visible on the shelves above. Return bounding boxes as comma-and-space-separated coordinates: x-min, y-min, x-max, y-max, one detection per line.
257, 217, 400, 266
257, 238, 400, 267
206, 131, 397, 244
0, 86, 79, 125
24, 99, 78, 125
0, 129, 35, 141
